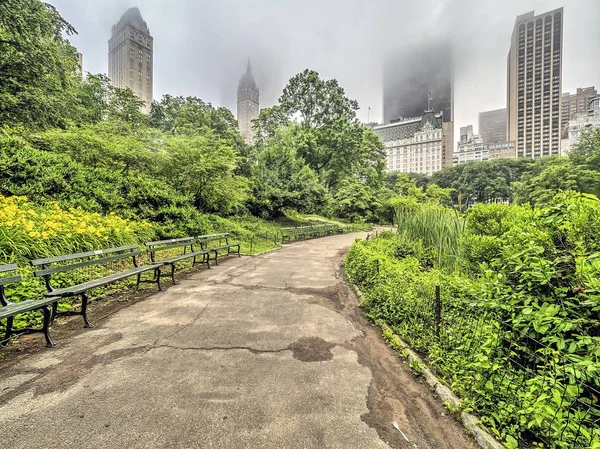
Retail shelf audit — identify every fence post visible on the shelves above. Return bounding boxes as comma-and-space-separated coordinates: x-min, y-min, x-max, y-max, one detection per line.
250, 236, 253, 253
274, 233, 277, 245
435, 285, 441, 339
375, 259, 380, 274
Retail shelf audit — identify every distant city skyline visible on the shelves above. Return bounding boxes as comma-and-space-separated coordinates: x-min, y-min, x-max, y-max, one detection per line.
48, 0, 600, 147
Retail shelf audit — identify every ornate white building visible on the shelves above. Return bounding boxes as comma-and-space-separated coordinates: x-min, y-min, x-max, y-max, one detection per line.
373, 110, 444, 175
237, 61, 260, 144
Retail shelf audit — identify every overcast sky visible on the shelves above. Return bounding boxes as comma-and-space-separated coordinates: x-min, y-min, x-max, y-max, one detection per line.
48, 0, 599, 141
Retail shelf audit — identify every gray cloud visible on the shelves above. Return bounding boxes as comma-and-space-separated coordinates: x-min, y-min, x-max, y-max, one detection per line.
49, 0, 600, 143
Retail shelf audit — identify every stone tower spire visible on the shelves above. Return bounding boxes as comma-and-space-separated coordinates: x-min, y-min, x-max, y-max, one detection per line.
237, 59, 260, 144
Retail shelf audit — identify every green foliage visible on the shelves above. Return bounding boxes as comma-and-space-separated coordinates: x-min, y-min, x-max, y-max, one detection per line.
249, 126, 329, 219
333, 179, 380, 222
431, 158, 535, 208
0, 0, 81, 129
395, 203, 465, 271
254, 69, 386, 195
345, 192, 600, 447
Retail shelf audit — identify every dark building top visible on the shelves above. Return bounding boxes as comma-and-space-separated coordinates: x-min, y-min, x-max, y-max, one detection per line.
383, 44, 453, 124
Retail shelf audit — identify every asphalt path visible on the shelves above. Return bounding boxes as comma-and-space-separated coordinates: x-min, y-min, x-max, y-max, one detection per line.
0, 233, 477, 449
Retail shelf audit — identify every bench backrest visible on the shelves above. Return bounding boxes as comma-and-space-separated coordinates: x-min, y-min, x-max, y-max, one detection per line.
145, 237, 195, 262
31, 245, 143, 293
196, 233, 231, 248
0, 264, 20, 307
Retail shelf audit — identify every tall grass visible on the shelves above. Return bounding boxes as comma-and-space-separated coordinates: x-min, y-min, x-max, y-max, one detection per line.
394, 203, 465, 271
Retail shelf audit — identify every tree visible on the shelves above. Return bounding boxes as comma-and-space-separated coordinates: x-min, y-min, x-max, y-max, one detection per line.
161, 133, 249, 214
333, 179, 380, 222
513, 157, 600, 206
106, 86, 147, 127
0, 0, 81, 128
249, 127, 328, 218
251, 105, 290, 148
569, 127, 600, 172
254, 70, 385, 193
279, 69, 358, 129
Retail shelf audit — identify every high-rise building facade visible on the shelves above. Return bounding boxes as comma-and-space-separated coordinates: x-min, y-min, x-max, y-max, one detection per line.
507, 8, 563, 158
237, 61, 260, 144
108, 8, 153, 112
479, 108, 507, 145
373, 110, 444, 175
383, 44, 453, 124
561, 86, 597, 137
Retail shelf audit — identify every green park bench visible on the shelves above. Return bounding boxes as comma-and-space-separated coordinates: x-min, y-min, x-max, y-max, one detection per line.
280, 223, 343, 243
0, 264, 56, 348
146, 237, 212, 285
31, 245, 160, 328
196, 233, 241, 265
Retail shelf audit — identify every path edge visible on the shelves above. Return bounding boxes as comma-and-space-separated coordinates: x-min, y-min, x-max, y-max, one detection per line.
350, 284, 505, 449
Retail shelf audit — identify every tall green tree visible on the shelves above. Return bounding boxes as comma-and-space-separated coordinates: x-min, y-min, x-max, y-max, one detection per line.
0, 0, 81, 128
256, 70, 385, 192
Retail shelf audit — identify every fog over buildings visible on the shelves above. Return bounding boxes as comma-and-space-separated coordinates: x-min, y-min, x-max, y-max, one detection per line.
48, 0, 599, 145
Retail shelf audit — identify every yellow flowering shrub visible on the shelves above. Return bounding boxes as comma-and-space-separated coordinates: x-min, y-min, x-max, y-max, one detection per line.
0, 195, 155, 265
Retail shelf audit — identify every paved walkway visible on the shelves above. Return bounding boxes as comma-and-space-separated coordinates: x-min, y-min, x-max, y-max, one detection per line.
0, 233, 476, 448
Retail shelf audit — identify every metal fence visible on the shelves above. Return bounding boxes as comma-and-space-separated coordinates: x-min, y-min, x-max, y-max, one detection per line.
393, 285, 600, 448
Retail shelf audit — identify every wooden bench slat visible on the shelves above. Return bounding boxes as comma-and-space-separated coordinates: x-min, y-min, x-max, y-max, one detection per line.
0, 275, 22, 287
30, 245, 140, 266
33, 251, 143, 277
145, 237, 194, 247
0, 297, 58, 319
152, 250, 210, 265
147, 241, 194, 252
46, 264, 157, 297
0, 264, 18, 273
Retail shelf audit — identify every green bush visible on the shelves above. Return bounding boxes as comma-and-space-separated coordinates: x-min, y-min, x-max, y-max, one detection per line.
345, 192, 600, 448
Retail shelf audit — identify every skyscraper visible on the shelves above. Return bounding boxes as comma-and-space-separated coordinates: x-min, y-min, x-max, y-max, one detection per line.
507, 8, 563, 158
108, 8, 153, 112
237, 61, 260, 144
479, 108, 507, 145
383, 44, 453, 124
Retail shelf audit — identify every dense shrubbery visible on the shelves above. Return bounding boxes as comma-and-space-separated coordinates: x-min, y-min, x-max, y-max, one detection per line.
345, 192, 600, 448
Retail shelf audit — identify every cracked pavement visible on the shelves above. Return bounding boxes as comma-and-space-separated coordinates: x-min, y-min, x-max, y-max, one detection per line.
0, 233, 476, 449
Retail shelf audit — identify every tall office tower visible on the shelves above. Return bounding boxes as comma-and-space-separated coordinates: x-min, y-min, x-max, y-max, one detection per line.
237, 61, 260, 144
108, 7, 153, 112
507, 8, 563, 158
479, 108, 507, 144
383, 44, 453, 124
561, 86, 597, 137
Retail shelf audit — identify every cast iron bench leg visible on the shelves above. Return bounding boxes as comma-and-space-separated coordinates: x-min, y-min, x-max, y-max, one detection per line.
81, 292, 93, 328
170, 263, 178, 285
3, 316, 14, 344
156, 268, 163, 291
42, 305, 56, 348
51, 301, 59, 324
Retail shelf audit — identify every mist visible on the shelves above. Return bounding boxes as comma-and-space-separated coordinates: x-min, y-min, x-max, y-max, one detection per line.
48, 0, 600, 140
